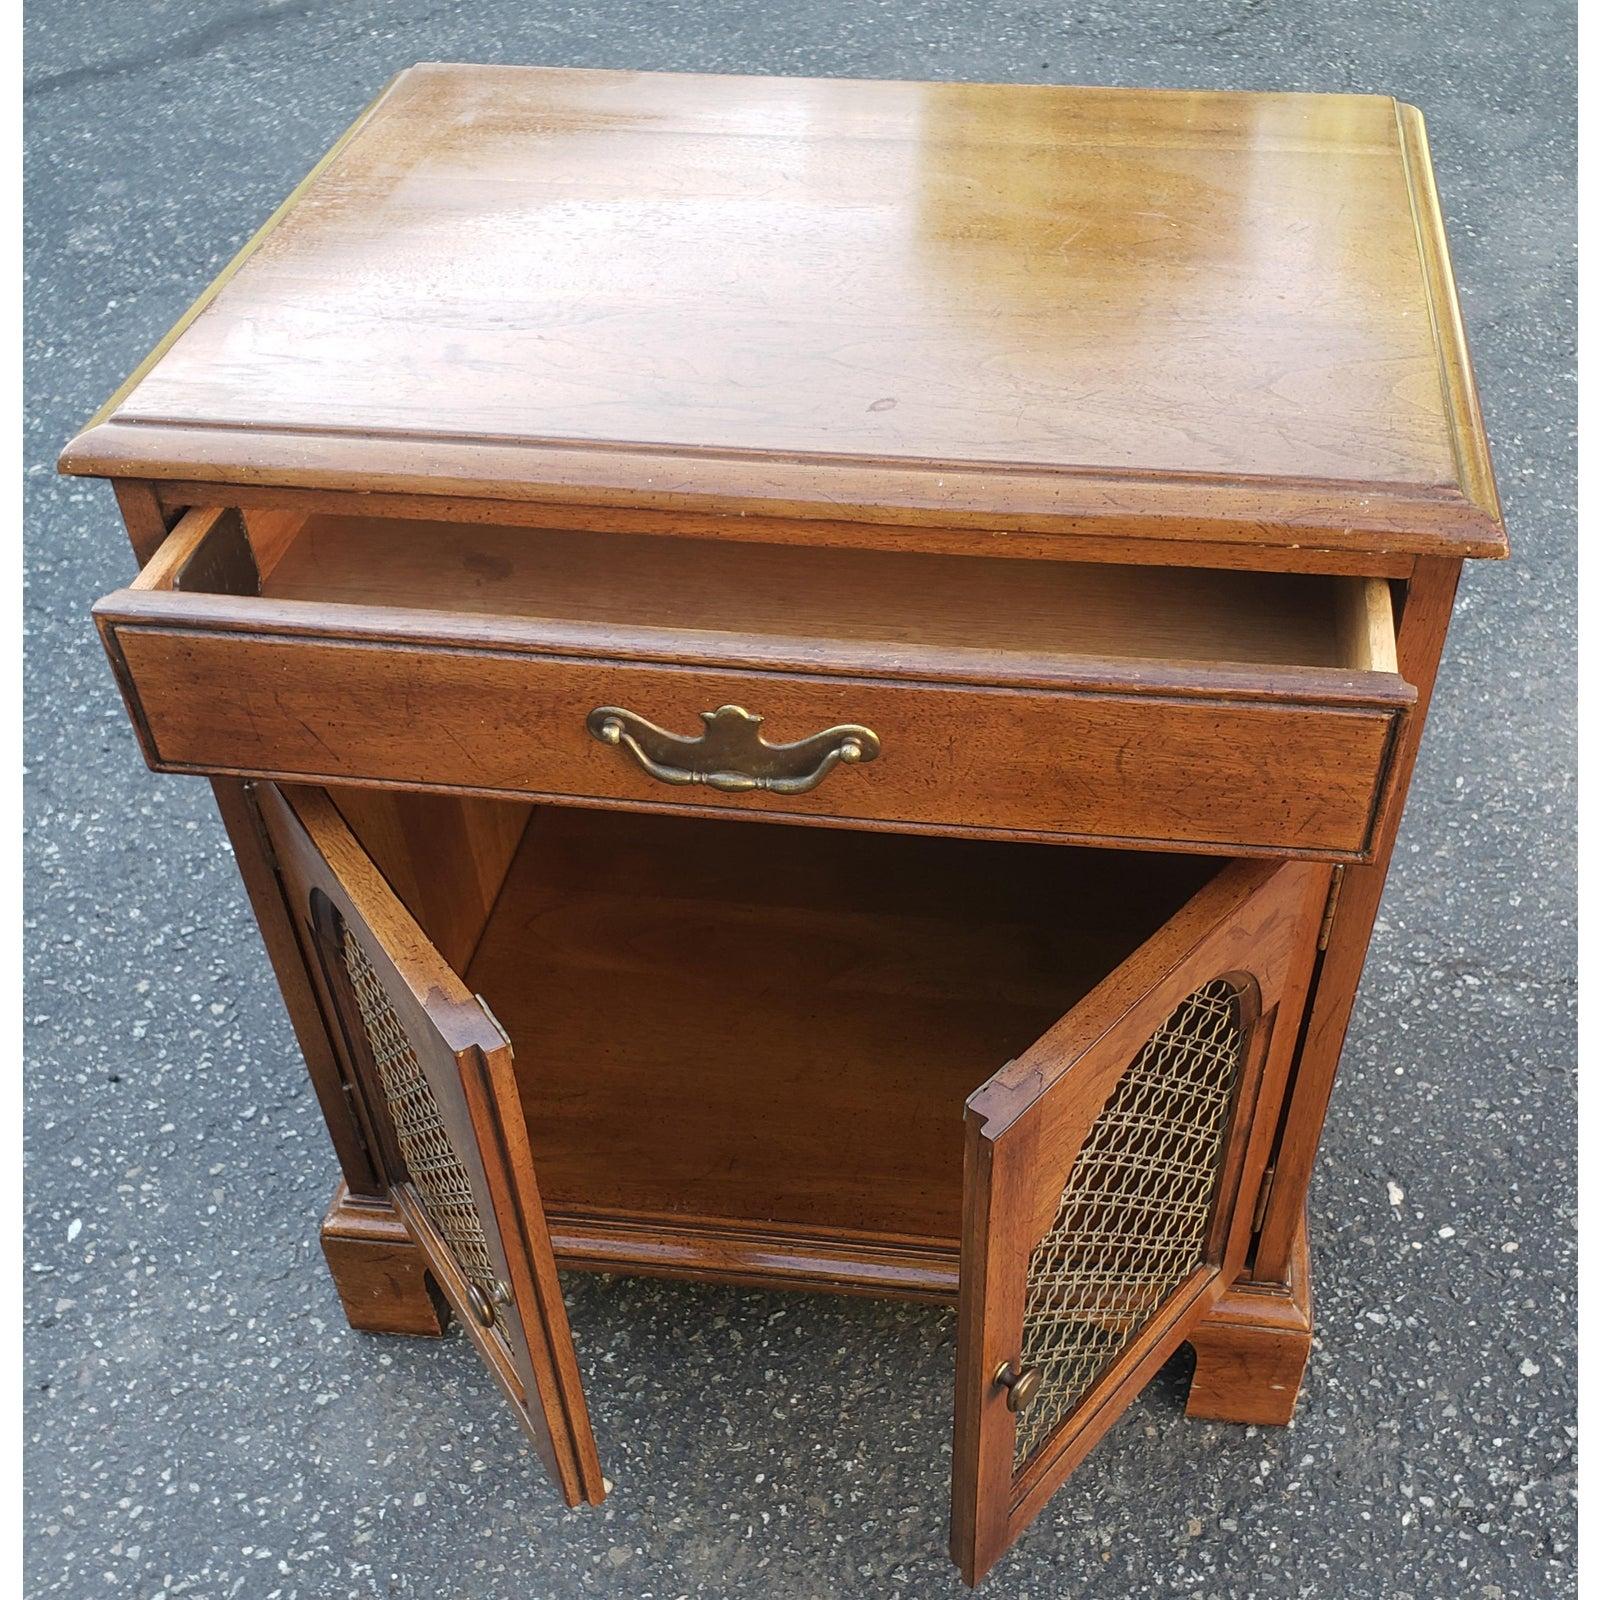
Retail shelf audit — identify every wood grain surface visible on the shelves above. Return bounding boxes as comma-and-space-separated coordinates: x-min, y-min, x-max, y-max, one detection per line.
262, 513, 1383, 668
465, 806, 1215, 1242
61, 67, 1505, 556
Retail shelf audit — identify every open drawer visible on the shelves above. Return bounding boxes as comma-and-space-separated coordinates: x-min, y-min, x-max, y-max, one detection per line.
97, 507, 1415, 860
252, 783, 1324, 1580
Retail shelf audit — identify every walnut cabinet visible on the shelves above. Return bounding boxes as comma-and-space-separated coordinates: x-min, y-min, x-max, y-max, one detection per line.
63, 66, 1505, 1583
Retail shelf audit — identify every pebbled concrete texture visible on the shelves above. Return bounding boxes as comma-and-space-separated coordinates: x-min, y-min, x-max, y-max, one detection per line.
23, 2, 1573, 1596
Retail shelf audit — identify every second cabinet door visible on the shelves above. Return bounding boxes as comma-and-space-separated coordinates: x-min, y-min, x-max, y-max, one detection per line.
950, 858, 1325, 1583
255, 782, 605, 1507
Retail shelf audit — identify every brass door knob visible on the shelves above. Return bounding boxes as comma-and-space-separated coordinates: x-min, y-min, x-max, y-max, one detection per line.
994, 1361, 1041, 1413
466, 1282, 501, 1329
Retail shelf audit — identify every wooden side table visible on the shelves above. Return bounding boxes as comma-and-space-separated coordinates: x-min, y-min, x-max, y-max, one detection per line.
62, 65, 1505, 1584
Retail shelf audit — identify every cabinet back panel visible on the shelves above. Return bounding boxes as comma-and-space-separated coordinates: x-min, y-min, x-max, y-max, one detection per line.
464, 808, 1217, 1241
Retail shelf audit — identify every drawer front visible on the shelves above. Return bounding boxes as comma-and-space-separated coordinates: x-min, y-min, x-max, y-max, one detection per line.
100, 616, 1404, 859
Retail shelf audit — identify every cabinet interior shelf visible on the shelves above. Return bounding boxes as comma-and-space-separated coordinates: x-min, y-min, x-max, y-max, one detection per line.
337, 794, 1220, 1294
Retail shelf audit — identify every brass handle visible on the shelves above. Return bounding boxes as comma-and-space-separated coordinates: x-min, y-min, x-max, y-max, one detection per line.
995, 1361, 1041, 1413
466, 1281, 507, 1329
587, 703, 880, 796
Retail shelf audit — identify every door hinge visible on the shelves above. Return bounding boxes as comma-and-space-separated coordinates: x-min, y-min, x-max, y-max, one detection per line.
1317, 866, 1346, 952
475, 993, 513, 1050
1251, 1164, 1277, 1234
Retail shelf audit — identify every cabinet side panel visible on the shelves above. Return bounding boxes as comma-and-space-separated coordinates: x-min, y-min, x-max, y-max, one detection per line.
209, 777, 382, 1195
1252, 556, 1462, 1280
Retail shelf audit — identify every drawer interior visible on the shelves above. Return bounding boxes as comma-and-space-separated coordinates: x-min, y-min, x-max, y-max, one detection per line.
329, 791, 1221, 1253
180, 507, 1397, 673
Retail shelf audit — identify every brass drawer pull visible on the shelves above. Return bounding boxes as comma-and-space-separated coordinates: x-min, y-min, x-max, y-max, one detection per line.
587, 703, 880, 796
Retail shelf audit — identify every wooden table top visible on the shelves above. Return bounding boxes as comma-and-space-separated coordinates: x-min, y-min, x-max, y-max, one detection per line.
61, 64, 1504, 557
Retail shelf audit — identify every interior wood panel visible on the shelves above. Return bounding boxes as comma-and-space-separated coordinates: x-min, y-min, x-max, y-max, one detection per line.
263, 514, 1368, 669
156, 479, 1422, 578
464, 807, 1218, 1242
326, 787, 533, 972
241, 505, 310, 584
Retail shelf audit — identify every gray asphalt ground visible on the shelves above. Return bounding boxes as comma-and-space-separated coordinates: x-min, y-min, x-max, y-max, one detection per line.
23, 3, 1575, 1597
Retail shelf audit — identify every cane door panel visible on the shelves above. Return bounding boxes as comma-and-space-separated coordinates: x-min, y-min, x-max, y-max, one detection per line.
950, 858, 1325, 1583
254, 781, 605, 1508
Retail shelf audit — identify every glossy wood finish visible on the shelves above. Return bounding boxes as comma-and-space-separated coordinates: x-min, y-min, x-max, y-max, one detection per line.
1252, 555, 1465, 1284
218, 768, 503, 1343
62, 68, 1502, 559
256, 782, 604, 1507
209, 777, 383, 1198
97, 611, 1410, 858
1158, 556, 1470, 1421
168, 546, 448, 1338
951, 857, 1326, 1583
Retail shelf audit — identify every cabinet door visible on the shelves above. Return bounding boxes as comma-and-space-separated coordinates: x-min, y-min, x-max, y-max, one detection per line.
950, 858, 1324, 1583
255, 783, 605, 1507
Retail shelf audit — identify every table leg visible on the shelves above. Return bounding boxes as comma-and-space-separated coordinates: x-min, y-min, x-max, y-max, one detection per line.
1186, 1210, 1313, 1426
320, 1182, 450, 1337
